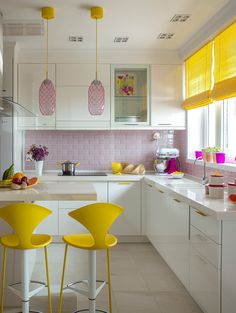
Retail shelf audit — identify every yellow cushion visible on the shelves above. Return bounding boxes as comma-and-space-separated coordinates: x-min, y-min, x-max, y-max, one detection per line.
0, 234, 52, 249
63, 233, 118, 250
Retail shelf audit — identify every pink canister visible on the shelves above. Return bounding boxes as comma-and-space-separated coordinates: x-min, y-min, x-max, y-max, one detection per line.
228, 182, 236, 196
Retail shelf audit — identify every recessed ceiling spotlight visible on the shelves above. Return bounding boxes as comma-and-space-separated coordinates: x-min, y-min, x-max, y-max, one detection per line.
114, 37, 129, 43
157, 33, 174, 39
69, 36, 83, 42
170, 14, 191, 22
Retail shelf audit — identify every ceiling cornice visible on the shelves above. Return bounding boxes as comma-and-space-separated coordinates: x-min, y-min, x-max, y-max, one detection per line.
178, 0, 236, 60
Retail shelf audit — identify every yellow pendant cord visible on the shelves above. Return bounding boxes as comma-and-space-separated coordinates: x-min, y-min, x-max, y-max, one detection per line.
96, 18, 98, 81
46, 19, 49, 80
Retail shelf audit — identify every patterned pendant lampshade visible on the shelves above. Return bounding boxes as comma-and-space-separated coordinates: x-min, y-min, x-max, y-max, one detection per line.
88, 7, 105, 116
39, 7, 56, 116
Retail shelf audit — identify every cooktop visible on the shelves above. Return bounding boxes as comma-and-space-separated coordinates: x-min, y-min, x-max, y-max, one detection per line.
58, 172, 107, 176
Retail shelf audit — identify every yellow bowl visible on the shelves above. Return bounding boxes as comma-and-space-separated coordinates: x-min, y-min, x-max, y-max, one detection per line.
112, 162, 122, 174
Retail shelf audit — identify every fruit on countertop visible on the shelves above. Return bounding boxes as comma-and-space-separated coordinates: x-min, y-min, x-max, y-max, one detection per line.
13, 172, 25, 180
10, 176, 39, 190
2, 164, 14, 180
172, 171, 184, 174
229, 194, 236, 203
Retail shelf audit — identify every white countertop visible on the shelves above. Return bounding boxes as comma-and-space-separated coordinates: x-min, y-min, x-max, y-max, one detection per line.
0, 181, 97, 202
23, 171, 236, 220
144, 175, 236, 220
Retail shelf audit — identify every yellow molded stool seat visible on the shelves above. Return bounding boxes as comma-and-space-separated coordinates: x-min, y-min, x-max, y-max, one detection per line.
58, 202, 124, 313
0, 203, 53, 313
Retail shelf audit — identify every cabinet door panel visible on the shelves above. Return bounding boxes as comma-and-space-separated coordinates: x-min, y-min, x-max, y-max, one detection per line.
56, 64, 110, 86
109, 181, 141, 235
151, 64, 185, 128
35, 201, 58, 235
190, 241, 220, 313
56, 86, 110, 123
17, 64, 56, 128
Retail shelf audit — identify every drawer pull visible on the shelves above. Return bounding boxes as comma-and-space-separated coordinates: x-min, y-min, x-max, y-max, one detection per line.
195, 210, 208, 217
157, 189, 164, 193
147, 184, 153, 187
173, 198, 181, 203
118, 182, 131, 185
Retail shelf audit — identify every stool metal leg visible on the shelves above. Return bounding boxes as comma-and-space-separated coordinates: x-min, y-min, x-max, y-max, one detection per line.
58, 244, 68, 313
22, 250, 30, 313
107, 249, 112, 313
44, 246, 52, 313
0, 247, 6, 313
88, 250, 96, 313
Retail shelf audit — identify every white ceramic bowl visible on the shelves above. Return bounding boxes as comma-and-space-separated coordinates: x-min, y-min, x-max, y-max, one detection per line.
171, 172, 184, 179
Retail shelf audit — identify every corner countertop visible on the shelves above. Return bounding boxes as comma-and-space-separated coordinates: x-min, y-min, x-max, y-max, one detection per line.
23, 171, 236, 220
0, 181, 97, 202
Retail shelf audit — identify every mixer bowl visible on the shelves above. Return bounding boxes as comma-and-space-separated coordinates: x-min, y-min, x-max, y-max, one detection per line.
154, 159, 168, 173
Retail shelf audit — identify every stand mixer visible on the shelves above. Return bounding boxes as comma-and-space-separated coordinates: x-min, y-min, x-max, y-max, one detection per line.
154, 148, 180, 174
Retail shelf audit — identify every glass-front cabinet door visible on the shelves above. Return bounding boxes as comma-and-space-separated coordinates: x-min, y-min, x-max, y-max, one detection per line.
111, 65, 150, 126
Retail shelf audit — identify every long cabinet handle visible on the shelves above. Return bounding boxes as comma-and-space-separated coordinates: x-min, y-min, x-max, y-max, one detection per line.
195, 210, 208, 217
147, 184, 153, 187
173, 198, 181, 203
157, 189, 164, 193
118, 182, 131, 185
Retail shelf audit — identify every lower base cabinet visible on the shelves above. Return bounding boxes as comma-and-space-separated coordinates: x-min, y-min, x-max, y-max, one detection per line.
108, 181, 141, 235
36, 201, 59, 235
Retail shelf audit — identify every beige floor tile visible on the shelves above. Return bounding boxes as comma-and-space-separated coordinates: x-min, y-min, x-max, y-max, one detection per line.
154, 291, 203, 313
7, 243, 203, 313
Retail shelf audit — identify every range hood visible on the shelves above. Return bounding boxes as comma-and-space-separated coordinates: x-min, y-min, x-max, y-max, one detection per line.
0, 97, 37, 117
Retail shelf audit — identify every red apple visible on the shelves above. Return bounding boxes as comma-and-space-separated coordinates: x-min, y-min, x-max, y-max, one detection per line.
12, 177, 22, 185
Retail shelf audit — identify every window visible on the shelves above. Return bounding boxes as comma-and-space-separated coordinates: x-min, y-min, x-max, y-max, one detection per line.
187, 96, 236, 161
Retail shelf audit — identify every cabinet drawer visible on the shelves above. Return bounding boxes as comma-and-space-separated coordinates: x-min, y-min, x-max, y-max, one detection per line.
190, 247, 221, 313
191, 207, 221, 244
59, 209, 87, 235
191, 226, 221, 269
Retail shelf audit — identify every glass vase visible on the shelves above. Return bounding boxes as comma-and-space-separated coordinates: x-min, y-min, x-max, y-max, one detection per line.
35, 160, 44, 177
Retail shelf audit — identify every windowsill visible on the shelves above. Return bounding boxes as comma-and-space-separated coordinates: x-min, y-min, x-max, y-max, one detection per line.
187, 158, 236, 172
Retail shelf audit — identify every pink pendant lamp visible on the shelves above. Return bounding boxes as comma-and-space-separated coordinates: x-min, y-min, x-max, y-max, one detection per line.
39, 7, 56, 116
88, 7, 105, 115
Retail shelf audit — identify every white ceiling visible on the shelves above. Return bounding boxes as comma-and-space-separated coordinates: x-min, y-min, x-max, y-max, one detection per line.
0, 0, 232, 51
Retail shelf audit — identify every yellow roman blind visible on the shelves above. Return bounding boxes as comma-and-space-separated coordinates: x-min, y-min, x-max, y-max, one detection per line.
183, 41, 213, 110
211, 22, 236, 101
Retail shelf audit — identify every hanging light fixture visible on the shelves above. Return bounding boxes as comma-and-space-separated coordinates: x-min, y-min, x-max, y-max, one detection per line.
88, 7, 105, 115
39, 7, 56, 116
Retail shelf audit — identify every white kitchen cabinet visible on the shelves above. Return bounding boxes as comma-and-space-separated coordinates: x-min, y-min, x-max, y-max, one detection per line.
151, 64, 185, 129
56, 64, 110, 129
108, 181, 141, 235
17, 63, 56, 129
189, 207, 221, 313
144, 181, 189, 288
58, 182, 107, 235
35, 201, 59, 235
111, 64, 150, 128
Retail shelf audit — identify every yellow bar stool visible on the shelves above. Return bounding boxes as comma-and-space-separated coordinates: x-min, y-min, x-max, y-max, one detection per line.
0, 203, 53, 313
58, 202, 124, 313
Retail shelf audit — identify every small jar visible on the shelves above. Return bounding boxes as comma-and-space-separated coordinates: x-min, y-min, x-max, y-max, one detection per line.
209, 175, 224, 185
228, 182, 236, 196
209, 185, 224, 199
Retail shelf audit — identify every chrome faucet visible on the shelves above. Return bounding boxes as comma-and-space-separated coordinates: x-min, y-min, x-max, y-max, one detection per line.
194, 157, 209, 185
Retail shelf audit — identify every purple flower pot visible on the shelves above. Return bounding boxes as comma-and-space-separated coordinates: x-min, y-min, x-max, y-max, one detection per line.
215, 152, 225, 164
195, 150, 203, 160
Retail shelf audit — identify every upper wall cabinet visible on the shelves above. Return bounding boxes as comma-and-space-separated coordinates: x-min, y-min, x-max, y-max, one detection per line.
151, 64, 185, 129
111, 65, 150, 128
56, 64, 110, 129
17, 63, 56, 129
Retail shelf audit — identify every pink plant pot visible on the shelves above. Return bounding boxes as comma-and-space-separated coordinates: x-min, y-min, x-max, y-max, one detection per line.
216, 152, 225, 164
195, 151, 203, 160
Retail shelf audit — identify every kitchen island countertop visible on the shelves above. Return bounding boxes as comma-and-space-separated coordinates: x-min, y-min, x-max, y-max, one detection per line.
0, 181, 97, 201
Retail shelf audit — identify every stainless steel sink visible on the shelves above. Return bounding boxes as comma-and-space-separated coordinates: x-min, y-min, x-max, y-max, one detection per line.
75, 172, 107, 176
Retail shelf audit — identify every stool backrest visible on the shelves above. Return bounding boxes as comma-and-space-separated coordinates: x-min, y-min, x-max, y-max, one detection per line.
69, 202, 123, 249
0, 203, 52, 249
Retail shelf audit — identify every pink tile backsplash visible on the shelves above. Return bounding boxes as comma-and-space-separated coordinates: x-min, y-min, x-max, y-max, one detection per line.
24, 130, 175, 171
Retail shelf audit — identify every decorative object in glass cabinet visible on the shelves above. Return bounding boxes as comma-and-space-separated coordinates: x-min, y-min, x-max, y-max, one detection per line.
111, 65, 150, 125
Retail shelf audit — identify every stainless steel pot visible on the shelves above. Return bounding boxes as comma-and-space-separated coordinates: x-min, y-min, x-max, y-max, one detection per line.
57, 160, 80, 175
